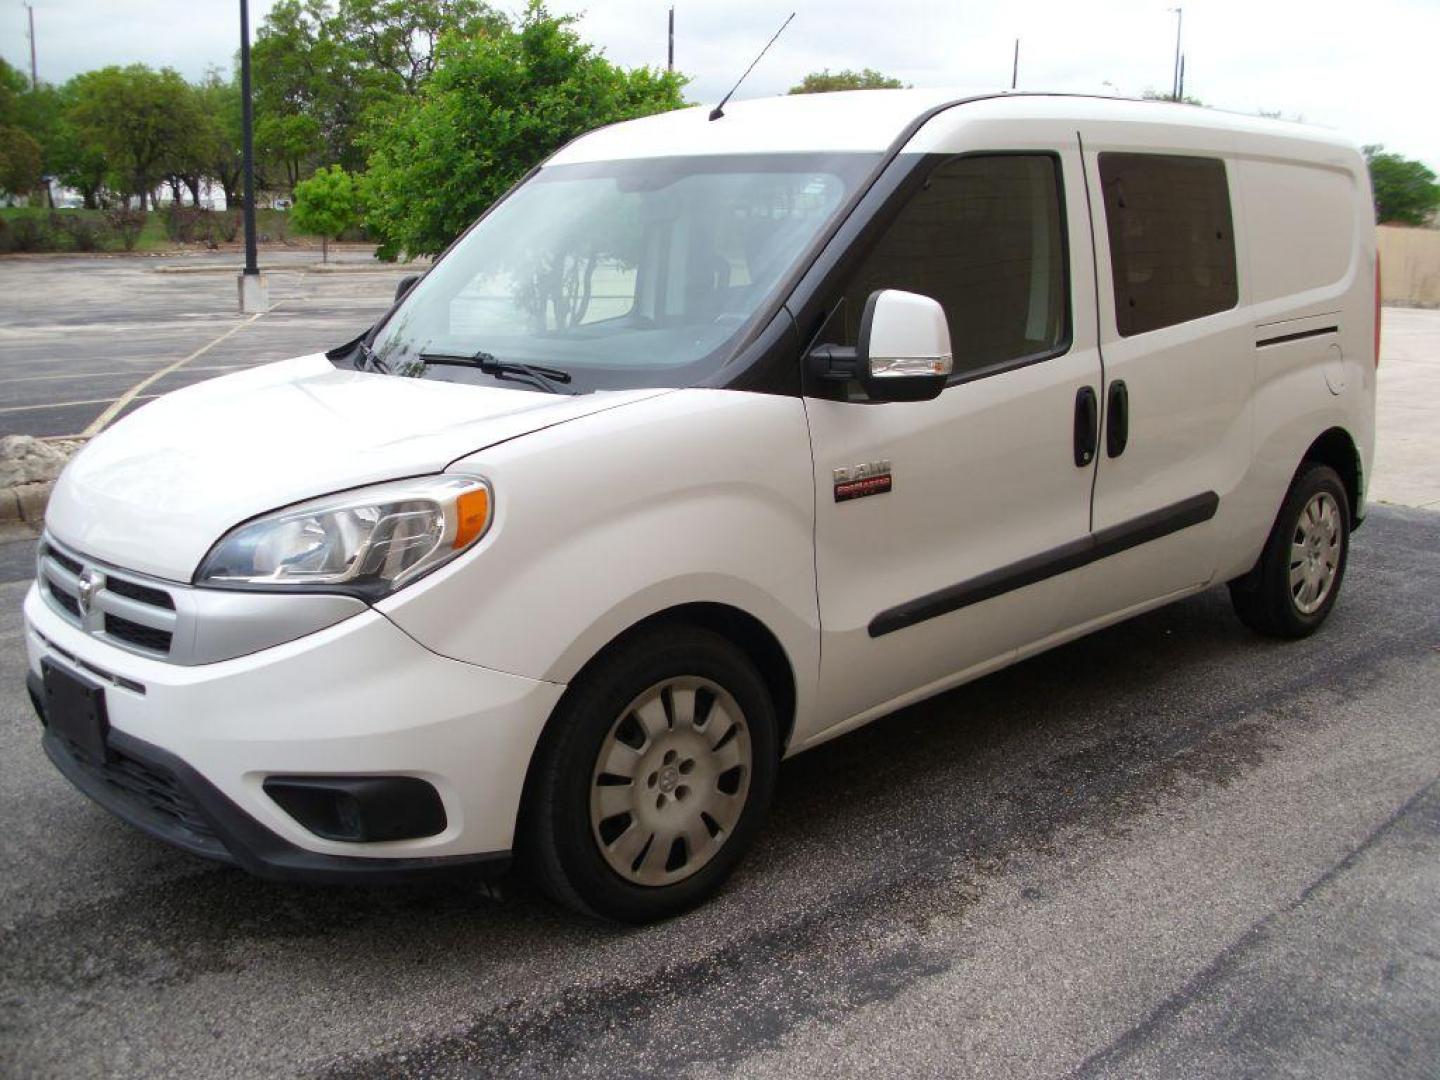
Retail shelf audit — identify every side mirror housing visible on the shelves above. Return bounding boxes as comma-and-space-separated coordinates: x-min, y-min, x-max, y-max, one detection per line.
394, 273, 420, 304
807, 289, 952, 402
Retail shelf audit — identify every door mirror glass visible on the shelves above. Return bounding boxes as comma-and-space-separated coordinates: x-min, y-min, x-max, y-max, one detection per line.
394, 273, 420, 304
856, 289, 952, 401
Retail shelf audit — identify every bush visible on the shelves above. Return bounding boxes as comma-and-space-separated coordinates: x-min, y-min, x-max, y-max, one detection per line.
105, 209, 146, 252
164, 206, 229, 246
0, 212, 58, 253
52, 212, 109, 252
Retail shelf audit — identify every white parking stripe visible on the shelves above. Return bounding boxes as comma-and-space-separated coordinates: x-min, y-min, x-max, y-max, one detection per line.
0, 364, 256, 386
0, 394, 162, 414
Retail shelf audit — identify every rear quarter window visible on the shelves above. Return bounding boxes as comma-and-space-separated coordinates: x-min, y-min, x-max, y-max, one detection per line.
1099, 152, 1238, 337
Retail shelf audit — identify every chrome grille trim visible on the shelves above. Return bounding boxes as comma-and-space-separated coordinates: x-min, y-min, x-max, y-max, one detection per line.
39, 537, 177, 659
33, 533, 369, 667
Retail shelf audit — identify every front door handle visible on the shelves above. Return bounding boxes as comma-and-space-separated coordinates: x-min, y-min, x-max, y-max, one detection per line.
1074, 386, 1098, 467
1106, 380, 1129, 457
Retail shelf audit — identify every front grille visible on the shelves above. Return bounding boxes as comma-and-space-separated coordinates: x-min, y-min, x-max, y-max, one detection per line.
104, 614, 173, 653
105, 577, 175, 610
38, 539, 178, 660
55, 733, 221, 851
47, 546, 83, 576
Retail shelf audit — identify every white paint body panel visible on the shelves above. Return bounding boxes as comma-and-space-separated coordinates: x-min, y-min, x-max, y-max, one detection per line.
25, 584, 564, 857
382, 389, 820, 695
803, 117, 1104, 744
24, 92, 1377, 864
44, 353, 665, 582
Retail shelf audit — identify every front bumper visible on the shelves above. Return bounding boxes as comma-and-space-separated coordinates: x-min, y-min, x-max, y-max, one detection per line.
24, 582, 566, 880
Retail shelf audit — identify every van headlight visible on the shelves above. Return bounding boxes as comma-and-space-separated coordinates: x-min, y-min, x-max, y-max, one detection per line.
195, 475, 492, 600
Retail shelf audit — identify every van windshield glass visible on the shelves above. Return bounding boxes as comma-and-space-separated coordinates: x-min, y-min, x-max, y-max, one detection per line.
361, 154, 875, 392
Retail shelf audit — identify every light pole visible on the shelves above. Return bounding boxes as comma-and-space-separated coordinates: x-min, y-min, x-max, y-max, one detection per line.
1169, 7, 1183, 101
24, 4, 38, 90
238, 0, 269, 312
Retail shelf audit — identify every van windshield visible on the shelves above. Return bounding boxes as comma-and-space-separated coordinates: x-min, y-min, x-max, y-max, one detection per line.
360, 153, 876, 392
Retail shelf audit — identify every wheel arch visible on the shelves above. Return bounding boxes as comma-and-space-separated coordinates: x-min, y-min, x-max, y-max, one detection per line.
562, 602, 797, 753
1301, 426, 1364, 527
515, 602, 799, 852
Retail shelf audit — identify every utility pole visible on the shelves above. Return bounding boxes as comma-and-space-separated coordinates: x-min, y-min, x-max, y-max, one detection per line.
1011, 38, 1019, 90
668, 6, 674, 72
237, 0, 268, 312
1169, 7, 1183, 101
24, 3, 38, 89
1178, 54, 1186, 102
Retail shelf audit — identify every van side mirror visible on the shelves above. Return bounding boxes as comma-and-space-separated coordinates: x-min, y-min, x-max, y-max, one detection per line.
394, 274, 420, 304
807, 290, 952, 402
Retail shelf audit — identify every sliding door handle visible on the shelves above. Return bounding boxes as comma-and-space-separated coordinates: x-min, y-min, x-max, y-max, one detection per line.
1074, 386, 1098, 467
1106, 380, 1129, 458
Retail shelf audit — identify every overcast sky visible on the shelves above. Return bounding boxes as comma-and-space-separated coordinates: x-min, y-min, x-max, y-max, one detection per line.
4, 0, 1437, 171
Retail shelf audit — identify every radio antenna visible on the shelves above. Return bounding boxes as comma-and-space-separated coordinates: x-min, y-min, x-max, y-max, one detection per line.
709, 12, 795, 121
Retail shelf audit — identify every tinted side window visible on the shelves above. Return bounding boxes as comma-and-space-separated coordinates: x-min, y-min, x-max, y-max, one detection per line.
839, 154, 1068, 377
1099, 152, 1238, 336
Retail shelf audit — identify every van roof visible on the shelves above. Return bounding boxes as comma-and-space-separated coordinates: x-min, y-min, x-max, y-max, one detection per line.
548, 88, 1356, 165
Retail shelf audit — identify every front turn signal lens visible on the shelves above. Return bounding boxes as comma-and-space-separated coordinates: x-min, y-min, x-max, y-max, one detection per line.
453, 487, 491, 549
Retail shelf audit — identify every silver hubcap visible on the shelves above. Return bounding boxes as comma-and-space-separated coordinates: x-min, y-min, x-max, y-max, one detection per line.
1290, 491, 1342, 615
589, 676, 752, 887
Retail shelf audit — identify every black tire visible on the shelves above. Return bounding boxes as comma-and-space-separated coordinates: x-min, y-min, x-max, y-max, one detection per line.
522, 624, 779, 923
1229, 462, 1350, 639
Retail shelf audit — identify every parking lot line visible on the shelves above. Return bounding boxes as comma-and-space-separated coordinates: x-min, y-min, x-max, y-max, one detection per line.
81, 308, 274, 438
0, 394, 162, 415
0, 364, 254, 386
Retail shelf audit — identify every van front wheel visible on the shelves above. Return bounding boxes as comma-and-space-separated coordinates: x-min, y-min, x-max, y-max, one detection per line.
1229, 462, 1350, 639
523, 626, 778, 923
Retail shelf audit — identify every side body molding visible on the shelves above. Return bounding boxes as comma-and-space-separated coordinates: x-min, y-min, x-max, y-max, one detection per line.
869, 492, 1219, 637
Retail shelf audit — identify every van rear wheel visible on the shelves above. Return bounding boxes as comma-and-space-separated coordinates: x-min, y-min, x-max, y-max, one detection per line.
523, 626, 778, 923
1229, 462, 1350, 639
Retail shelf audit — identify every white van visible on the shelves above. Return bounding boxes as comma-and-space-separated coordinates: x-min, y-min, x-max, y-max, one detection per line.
24, 91, 1377, 922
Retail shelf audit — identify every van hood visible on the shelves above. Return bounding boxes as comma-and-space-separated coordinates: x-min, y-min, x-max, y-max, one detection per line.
46, 354, 668, 582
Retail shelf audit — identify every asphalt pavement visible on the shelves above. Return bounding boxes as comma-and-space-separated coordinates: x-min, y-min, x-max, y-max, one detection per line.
0, 505, 1438, 1077
0, 249, 408, 438
1, 257, 1439, 1077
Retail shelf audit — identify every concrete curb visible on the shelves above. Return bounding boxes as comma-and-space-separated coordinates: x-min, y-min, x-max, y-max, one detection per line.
0, 481, 53, 528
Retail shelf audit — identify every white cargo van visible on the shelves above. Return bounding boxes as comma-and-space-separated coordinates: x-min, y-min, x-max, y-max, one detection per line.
24, 91, 1378, 922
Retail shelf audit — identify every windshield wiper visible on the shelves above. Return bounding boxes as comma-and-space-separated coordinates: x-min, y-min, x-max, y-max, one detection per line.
357, 341, 384, 372
418, 351, 576, 395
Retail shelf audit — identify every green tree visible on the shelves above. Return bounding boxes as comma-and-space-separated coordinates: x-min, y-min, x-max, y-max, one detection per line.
67, 65, 206, 209
363, 4, 687, 259
0, 125, 43, 202
0, 58, 26, 123
291, 163, 362, 260
1363, 145, 1440, 226
12, 84, 62, 201
788, 68, 906, 94
253, 0, 360, 173
1, 60, 56, 203
256, 112, 324, 192
195, 71, 245, 207
51, 78, 111, 208
252, 0, 498, 179
338, 0, 507, 94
